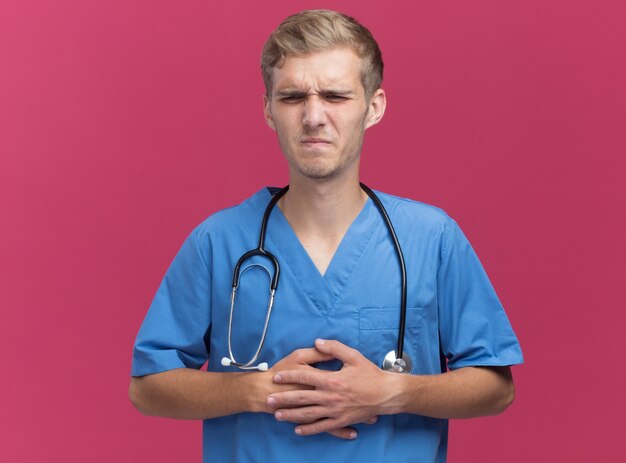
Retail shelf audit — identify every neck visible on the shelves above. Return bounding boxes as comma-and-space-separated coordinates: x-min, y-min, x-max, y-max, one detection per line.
278, 174, 367, 239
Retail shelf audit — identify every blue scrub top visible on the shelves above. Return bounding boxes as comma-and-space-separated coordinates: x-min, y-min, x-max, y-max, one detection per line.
132, 187, 523, 463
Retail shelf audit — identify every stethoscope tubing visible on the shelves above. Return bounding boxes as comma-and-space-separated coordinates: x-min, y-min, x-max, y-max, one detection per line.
359, 183, 408, 359
230, 186, 288, 292
224, 183, 408, 370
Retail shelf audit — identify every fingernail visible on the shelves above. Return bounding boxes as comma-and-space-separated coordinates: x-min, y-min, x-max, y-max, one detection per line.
316, 338, 325, 345
295, 427, 302, 435
267, 397, 276, 406
273, 374, 282, 382
349, 431, 357, 439
275, 411, 283, 420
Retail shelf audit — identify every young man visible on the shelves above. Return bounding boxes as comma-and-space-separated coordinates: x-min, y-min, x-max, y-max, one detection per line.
130, 10, 523, 462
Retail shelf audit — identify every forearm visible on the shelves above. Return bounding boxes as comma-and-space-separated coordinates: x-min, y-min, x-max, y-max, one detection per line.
129, 347, 333, 420
387, 366, 515, 419
129, 368, 271, 420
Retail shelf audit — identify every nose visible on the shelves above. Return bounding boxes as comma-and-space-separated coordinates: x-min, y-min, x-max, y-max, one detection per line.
302, 95, 327, 129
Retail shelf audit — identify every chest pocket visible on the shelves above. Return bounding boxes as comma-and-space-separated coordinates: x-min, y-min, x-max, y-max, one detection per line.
357, 307, 425, 372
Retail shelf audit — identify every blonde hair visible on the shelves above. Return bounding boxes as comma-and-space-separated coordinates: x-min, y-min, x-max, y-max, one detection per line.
261, 10, 383, 98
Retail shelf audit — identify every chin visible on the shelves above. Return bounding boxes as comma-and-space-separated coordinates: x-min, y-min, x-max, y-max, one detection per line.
305, 172, 337, 181
291, 165, 338, 181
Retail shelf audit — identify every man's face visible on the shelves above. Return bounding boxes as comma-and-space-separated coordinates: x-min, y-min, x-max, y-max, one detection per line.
264, 48, 385, 182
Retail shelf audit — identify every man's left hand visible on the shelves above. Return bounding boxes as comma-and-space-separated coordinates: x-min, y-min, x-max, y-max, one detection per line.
267, 339, 402, 437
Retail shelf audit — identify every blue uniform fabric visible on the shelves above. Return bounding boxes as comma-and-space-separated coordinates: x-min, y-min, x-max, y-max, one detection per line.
132, 187, 523, 463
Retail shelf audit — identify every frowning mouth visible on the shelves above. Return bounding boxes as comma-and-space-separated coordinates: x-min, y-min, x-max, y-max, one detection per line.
301, 138, 331, 145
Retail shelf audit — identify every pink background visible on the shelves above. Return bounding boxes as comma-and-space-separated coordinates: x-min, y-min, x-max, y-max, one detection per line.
1, 0, 624, 461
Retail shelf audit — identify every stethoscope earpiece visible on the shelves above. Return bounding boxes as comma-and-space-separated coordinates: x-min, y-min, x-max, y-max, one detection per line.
221, 356, 269, 371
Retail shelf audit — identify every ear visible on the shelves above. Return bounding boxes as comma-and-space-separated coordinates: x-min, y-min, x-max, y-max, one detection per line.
263, 94, 277, 131
364, 88, 386, 130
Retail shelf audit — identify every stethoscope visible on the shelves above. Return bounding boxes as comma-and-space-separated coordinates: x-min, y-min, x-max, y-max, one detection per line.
221, 183, 412, 374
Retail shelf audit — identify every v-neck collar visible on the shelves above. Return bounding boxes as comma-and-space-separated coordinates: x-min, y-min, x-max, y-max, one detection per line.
262, 188, 378, 317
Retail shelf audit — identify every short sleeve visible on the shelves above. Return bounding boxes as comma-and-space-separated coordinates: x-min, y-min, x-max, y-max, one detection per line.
131, 228, 212, 376
437, 219, 523, 370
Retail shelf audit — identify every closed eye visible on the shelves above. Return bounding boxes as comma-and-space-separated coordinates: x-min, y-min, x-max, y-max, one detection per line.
278, 93, 305, 103
276, 91, 354, 103
323, 94, 349, 102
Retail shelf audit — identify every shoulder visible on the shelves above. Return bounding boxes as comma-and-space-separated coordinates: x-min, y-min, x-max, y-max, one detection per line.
193, 188, 271, 235
374, 190, 457, 234
189, 188, 272, 242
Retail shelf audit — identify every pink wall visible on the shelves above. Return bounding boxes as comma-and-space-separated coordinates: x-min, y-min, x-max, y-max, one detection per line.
1, 0, 624, 461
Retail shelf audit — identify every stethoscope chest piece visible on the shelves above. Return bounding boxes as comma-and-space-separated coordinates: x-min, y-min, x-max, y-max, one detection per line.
382, 350, 412, 374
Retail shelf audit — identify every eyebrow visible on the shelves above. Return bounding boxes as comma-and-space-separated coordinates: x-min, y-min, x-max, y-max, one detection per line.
319, 89, 356, 97
275, 89, 356, 98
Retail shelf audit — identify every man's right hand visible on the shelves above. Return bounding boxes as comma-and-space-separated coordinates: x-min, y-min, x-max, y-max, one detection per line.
129, 349, 330, 421
253, 347, 334, 413
129, 347, 377, 439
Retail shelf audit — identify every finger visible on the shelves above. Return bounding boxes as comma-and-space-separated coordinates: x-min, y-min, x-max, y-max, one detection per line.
267, 389, 331, 409
288, 347, 335, 365
274, 405, 328, 424
363, 416, 378, 425
290, 415, 375, 426
273, 368, 329, 388
295, 417, 346, 436
314, 339, 361, 364
325, 427, 358, 440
